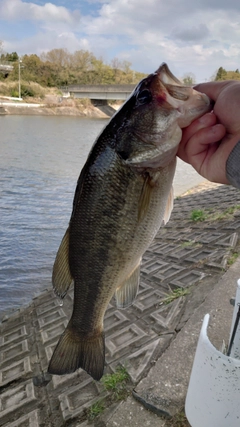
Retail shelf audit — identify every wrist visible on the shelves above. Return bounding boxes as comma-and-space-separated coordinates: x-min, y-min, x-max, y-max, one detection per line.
226, 140, 240, 189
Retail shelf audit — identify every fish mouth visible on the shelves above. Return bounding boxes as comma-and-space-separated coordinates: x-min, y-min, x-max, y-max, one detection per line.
156, 63, 192, 103
154, 63, 212, 125
124, 63, 212, 169
156, 63, 182, 86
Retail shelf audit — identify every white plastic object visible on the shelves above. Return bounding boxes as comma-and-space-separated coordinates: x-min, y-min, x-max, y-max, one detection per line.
185, 313, 240, 427
228, 278, 240, 359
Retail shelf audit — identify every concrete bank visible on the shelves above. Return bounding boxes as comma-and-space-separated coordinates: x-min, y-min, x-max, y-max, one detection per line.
1, 182, 240, 426
0, 99, 117, 118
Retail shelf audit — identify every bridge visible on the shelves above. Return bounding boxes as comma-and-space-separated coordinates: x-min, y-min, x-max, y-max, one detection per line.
0, 62, 14, 74
61, 84, 136, 101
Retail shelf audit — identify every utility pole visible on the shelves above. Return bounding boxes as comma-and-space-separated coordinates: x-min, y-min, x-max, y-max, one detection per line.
18, 58, 22, 99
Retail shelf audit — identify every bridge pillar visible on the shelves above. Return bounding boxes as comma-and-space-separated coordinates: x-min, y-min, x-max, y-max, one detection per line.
91, 99, 108, 107
91, 99, 117, 117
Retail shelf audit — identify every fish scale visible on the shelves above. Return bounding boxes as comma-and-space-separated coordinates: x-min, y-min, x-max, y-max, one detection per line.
48, 63, 211, 380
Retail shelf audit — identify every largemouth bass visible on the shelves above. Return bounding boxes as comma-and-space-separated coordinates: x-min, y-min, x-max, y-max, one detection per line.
48, 63, 211, 381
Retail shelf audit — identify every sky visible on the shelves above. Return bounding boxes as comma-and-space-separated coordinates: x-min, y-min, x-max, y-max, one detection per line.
1, 0, 240, 82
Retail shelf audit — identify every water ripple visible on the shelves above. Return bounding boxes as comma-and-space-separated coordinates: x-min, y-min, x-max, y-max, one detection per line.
0, 116, 107, 319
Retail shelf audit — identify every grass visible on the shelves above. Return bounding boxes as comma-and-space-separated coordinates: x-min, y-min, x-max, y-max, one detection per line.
180, 240, 201, 248
190, 209, 206, 222
88, 400, 105, 421
162, 288, 190, 305
0, 80, 47, 99
190, 205, 240, 223
86, 367, 130, 422
208, 205, 240, 221
181, 240, 195, 247
227, 251, 240, 266
101, 366, 130, 400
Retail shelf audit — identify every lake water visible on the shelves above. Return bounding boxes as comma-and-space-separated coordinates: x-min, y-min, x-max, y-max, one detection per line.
0, 115, 205, 320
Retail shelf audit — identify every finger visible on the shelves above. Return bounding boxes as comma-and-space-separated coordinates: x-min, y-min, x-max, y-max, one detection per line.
179, 113, 218, 162
177, 123, 226, 163
194, 81, 232, 102
186, 124, 226, 157
181, 112, 217, 145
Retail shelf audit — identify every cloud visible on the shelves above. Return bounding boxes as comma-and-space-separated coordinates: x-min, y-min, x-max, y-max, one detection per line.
0, 0, 81, 25
1, 0, 240, 82
4, 31, 90, 57
171, 24, 210, 43
85, 0, 240, 80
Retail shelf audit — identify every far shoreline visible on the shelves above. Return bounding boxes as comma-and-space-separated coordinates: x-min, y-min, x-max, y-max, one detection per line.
0, 98, 120, 119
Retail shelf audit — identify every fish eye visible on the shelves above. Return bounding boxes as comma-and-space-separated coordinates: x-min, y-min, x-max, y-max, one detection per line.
137, 89, 152, 104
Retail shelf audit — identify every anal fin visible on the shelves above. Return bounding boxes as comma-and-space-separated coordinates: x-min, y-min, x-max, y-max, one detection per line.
115, 261, 141, 309
52, 227, 73, 298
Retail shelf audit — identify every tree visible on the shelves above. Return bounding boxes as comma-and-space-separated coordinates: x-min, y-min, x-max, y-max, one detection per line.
0, 51, 19, 62
22, 54, 41, 76
72, 50, 95, 71
41, 48, 71, 68
85, 57, 115, 84
7, 52, 18, 62
1, 47, 147, 87
215, 67, 227, 81
182, 72, 196, 86
110, 57, 123, 83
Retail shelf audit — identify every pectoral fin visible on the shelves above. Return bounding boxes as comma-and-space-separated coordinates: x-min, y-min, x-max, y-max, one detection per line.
138, 174, 153, 222
52, 227, 73, 298
115, 261, 141, 309
162, 186, 174, 225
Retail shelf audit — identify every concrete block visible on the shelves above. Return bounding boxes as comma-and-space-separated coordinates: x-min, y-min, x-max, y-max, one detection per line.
37, 308, 66, 328
0, 326, 28, 347
0, 381, 36, 424
3, 409, 39, 427
39, 320, 68, 344
0, 340, 29, 366
132, 290, 166, 314
0, 357, 32, 387
105, 324, 149, 359
58, 379, 106, 420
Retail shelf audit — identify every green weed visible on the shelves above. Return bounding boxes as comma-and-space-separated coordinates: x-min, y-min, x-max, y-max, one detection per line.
163, 288, 190, 305
180, 240, 201, 248
208, 205, 240, 221
86, 367, 130, 421
102, 366, 129, 391
228, 251, 240, 266
101, 366, 130, 400
88, 400, 105, 421
190, 205, 240, 223
190, 209, 206, 222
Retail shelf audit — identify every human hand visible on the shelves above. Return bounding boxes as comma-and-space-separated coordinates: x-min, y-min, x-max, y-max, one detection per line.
177, 81, 240, 184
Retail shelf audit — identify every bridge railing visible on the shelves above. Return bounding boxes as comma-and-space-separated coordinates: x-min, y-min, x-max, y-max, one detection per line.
0, 60, 14, 65
0, 61, 14, 71
59, 84, 136, 101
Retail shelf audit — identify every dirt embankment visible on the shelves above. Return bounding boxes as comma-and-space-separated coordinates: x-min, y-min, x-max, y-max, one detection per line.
0, 95, 121, 118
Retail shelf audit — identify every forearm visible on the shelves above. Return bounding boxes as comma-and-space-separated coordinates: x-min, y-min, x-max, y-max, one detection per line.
226, 141, 240, 189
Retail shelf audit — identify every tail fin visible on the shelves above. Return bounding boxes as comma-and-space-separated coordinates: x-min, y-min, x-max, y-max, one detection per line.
48, 322, 105, 381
